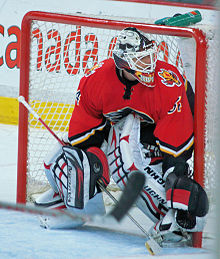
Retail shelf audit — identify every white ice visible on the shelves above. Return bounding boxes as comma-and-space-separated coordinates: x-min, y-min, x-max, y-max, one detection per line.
0, 124, 216, 259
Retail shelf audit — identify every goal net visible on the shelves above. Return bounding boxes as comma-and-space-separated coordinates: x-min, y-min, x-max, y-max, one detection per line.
17, 11, 218, 248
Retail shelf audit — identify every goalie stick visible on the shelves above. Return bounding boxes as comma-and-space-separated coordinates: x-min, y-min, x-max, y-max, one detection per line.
0, 171, 144, 225
17, 95, 162, 255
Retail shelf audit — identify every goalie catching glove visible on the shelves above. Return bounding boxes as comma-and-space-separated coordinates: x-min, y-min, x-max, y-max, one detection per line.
158, 155, 209, 237
165, 171, 209, 217
162, 156, 209, 217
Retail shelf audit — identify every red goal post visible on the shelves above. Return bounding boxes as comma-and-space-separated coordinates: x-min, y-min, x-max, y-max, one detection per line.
17, 11, 208, 247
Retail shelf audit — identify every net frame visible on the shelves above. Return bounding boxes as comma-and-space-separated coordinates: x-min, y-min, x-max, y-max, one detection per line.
17, 11, 208, 248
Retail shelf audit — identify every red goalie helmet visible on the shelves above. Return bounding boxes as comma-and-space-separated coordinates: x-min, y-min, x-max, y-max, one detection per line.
113, 27, 158, 87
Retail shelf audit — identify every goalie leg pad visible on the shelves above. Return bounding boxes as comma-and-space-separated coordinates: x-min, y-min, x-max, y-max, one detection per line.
35, 188, 65, 209
107, 114, 168, 223
52, 146, 109, 210
135, 165, 168, 223
165, 172, 209, 217
44, 142, 63, 193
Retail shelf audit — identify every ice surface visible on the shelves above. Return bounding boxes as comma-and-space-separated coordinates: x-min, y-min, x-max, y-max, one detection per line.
0, 124, 216, 258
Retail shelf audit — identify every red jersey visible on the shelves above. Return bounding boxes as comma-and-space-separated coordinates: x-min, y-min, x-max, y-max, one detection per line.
68, 58, 193, 157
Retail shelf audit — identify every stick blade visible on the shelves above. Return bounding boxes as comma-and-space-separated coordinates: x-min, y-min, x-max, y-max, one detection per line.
109, 171, 145, 222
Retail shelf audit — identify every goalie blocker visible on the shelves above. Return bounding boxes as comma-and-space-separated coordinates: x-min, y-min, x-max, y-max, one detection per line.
44, 144, 110, 210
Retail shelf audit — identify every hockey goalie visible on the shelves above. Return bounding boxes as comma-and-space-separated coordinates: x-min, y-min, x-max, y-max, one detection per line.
35, 27, 209, 247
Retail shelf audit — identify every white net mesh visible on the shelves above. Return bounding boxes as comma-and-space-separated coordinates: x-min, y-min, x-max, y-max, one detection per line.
26, 20, 191, 199
204, 28, 218, 202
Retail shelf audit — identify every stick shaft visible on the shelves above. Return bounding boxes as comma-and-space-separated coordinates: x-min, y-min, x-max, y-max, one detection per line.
98, 181, 149, 236
18, 96, 64, 146
0, 199, 86, 221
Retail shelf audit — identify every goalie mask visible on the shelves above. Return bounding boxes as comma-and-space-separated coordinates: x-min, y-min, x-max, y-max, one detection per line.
113, 27, 158, 87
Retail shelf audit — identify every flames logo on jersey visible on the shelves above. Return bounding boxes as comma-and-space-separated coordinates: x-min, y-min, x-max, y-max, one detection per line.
158, 69, 181, 87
